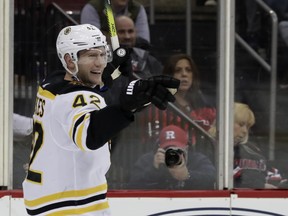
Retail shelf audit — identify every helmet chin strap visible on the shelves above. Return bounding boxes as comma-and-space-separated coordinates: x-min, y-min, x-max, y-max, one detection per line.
65, 61, 80, 81
66, 62, 98, 88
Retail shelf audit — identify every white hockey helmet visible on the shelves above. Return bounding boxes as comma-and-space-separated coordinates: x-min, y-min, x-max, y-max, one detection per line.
56, 24, 112, 76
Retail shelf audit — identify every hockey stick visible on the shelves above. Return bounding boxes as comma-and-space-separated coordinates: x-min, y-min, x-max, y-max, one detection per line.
105, 0, 120, 50
105, 0, 124, 80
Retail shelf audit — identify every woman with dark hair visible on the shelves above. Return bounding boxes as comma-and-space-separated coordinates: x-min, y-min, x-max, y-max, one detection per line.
162, 53, 211, 115
143, 53, 216, 161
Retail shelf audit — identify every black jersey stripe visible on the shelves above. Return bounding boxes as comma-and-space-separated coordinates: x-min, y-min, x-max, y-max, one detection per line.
72, 114, 86, 147
26, 193, 106, 215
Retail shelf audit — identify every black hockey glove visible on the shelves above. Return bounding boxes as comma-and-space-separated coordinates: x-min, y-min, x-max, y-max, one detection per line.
102, 47, 132, 88
120, 75, 180, 112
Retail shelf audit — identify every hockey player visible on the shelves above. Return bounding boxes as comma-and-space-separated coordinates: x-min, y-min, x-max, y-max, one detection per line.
22, 24, 179, 215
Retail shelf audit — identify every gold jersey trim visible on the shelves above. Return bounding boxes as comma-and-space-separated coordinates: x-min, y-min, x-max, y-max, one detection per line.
24, 183, 108, 207
38, 87, 56, 100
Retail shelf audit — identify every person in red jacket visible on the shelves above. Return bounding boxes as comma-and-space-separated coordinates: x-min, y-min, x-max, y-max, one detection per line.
141, 53, 216, 162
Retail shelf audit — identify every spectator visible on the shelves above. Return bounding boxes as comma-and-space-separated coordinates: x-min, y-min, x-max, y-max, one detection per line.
128, 124, 216, 189
105, 15, 163, 105
162, 54, 215, 122
116, 15, 162, 77
80, 0, 150, 45
233, 102, 281, 189
144, 53, 216, 161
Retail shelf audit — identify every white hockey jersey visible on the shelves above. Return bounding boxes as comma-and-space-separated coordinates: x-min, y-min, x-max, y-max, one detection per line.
23, 76, 112, 216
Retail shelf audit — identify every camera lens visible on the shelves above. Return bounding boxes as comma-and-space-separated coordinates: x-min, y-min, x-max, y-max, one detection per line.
165, 148, 183, 167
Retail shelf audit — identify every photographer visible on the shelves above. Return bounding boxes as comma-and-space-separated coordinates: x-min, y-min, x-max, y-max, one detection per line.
127, 125, 216, 190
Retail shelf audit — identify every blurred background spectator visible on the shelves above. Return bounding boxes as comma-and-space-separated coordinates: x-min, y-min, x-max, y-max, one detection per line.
128, 125, 216, 189
105, 15, 163, 105
80, 0, 150, 46
233, 102, 284, 189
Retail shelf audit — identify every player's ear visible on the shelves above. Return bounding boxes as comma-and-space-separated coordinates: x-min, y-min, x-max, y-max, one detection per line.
64, 54, 76, 71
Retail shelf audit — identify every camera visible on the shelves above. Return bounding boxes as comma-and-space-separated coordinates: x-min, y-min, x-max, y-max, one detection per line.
165, 148, 184, 167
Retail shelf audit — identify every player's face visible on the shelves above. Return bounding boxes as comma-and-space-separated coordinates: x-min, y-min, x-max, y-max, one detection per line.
77, 47, 107, 87
173, 59, 193, 92
116, 17, 136, 48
